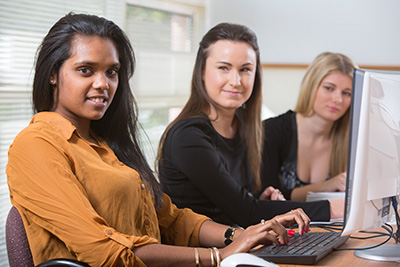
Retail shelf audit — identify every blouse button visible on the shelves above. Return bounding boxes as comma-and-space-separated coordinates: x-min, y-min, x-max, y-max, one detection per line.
106, 229, 113, 235
141, 183, 145, 189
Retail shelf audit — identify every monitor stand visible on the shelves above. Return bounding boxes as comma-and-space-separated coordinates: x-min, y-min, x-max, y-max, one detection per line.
354, 244, 400, 262
355, 204, 400, 263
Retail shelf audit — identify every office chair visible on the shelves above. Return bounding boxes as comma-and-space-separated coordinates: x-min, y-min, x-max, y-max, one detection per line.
6, 206, 89, 267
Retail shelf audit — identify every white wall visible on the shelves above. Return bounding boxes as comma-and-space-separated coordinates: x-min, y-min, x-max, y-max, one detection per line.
261, 67, 306, 117
205, 0, 400, 114
206, 0, 400, 65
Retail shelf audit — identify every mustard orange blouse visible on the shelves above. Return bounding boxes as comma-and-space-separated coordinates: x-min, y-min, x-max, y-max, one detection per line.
7, 112, 209, 266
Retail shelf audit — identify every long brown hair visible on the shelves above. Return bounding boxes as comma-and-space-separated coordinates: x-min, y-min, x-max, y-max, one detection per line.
294, 52, 358, 177
33, 12, 164, 208
157, 22, 264, 191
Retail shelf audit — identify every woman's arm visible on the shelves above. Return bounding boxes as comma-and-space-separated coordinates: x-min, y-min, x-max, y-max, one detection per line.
290, 172, 347, 201
133, 220, 228, 267
133, 209, 310, 267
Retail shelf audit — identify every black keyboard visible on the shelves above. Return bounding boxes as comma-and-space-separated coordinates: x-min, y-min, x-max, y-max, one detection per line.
250, 231, 349, 265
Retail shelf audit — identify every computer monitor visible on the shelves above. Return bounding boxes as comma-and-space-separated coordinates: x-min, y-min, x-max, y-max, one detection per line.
342, 68, 400, 261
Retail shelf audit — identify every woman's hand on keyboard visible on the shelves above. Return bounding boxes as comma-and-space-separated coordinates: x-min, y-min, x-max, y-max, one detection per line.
219, 218, 290, 259
273, 208, 311, 235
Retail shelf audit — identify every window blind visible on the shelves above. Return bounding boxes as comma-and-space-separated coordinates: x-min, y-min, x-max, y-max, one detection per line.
124, 4, 197, 166
125, 4, 195, 105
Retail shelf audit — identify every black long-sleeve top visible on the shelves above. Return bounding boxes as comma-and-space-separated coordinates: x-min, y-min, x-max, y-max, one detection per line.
158, 116, 330, 228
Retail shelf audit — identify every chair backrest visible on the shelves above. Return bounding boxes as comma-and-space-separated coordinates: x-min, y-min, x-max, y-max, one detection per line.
5, 206, 90, 267
5, 206, 35, 267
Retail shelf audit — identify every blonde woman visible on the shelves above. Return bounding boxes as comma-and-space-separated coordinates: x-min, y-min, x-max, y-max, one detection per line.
261, 52, 357, 204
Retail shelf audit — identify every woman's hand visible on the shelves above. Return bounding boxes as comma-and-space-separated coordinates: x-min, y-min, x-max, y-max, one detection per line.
219, 208, 310, 259
219, 218, 287, 259
325, 172, 346, 192
259, 186, 286, 201
272, 208, 310, 234
328, 198, 345, 219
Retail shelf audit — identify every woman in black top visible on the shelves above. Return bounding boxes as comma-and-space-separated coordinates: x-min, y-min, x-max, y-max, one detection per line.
157, 23, 335, 228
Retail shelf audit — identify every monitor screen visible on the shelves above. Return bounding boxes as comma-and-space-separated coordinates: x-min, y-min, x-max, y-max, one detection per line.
343, 68, 400, 236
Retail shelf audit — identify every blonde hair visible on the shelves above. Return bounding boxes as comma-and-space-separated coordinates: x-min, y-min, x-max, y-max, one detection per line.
294, 52, 358, 177
157, 23, 263, 191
